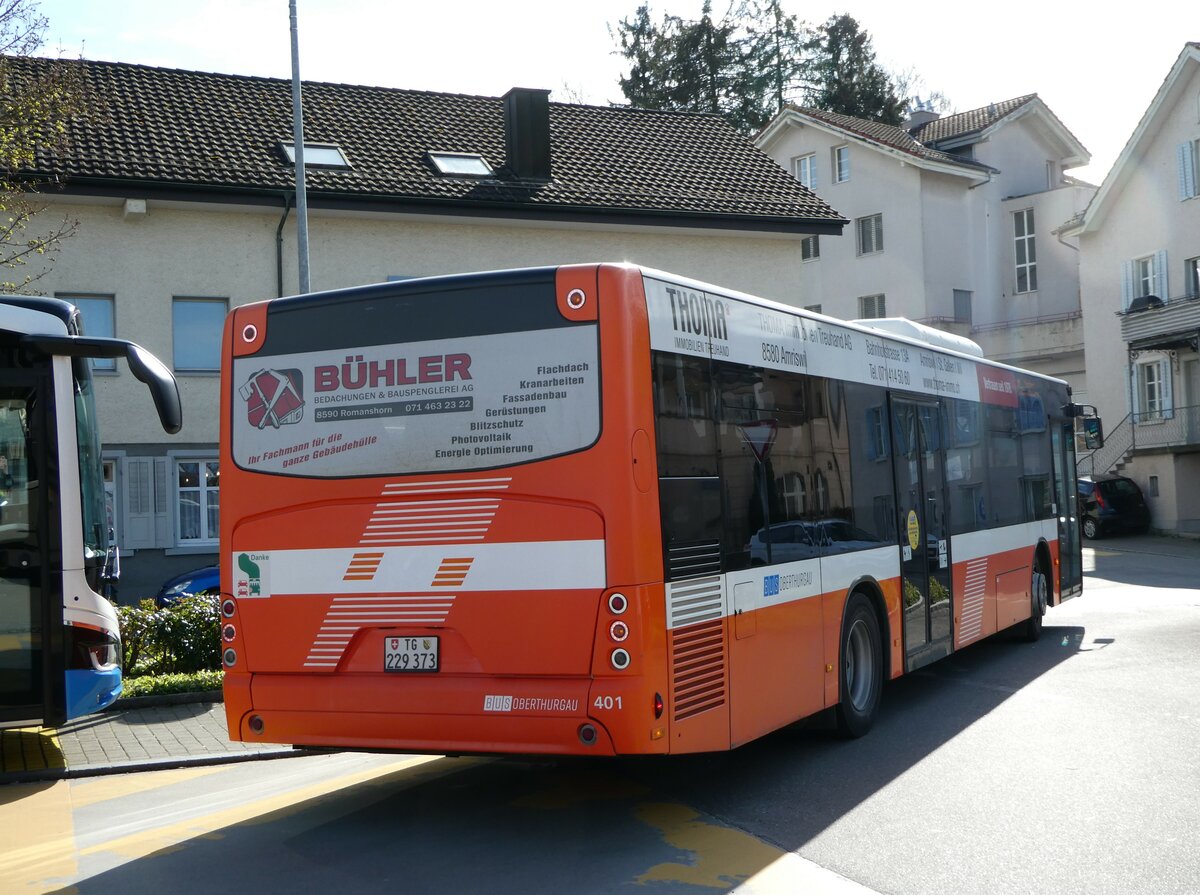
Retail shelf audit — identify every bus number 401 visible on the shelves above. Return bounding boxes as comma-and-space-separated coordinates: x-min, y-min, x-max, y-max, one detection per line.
594, 696, 623, 710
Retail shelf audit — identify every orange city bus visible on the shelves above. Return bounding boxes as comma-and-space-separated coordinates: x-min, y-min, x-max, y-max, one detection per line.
219, 263, 1088, 755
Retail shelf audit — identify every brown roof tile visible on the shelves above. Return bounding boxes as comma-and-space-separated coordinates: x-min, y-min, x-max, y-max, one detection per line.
12, 56, 845, 232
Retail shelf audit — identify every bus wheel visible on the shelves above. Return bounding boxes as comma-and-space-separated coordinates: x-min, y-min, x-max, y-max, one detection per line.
835, 591, 882, 738
1021, 562, 1049, 643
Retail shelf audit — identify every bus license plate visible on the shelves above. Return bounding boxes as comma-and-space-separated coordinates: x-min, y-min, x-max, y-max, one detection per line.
384, 636, 439, 672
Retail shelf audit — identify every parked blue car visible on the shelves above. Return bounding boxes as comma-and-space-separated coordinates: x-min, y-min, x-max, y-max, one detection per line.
154, 565, 220, 608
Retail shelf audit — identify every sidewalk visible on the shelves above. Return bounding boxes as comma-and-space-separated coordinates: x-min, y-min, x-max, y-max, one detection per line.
0, 695, 295, 784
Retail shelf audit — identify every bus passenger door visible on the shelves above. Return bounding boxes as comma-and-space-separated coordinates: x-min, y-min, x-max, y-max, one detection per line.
0, 375, 61, 728
891, 397, 953, 671
1052, 419, 1083, 599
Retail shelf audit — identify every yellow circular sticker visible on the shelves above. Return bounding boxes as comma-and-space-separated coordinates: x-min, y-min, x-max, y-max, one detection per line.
907, 510, 920, 551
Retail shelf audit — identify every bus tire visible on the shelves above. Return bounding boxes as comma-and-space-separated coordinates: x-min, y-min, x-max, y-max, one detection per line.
1020, 561, 1049, 643
835, 591, 883, 738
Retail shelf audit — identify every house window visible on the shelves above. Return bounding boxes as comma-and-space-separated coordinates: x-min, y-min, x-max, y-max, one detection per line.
793, 153, 816, 189
1138, 360, 1165, 420
833, 145, 849, 183
779, 472, 807, 517
953, 289, 973, 324
1186, 256, 1199, 298
427, 151, 492, 178
801, 235, 820, 261
1180, 139, 1200, 200
281, 142, 351, 169
866, 406, 887, 459
1046, 160, 1061, 190
1014, 208, 1037, 293
813, 470, 829, 513
172, 297, 227, 372
859, 294, 886, 319
177, 458, 219, 544
856, 214, 883, 255
61, 294, 115, 371
1134, 255, 1157, 298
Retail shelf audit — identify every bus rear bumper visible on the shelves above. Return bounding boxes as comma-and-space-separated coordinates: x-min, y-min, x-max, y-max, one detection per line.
230, 709, 617, 757
224, 673, 621, 756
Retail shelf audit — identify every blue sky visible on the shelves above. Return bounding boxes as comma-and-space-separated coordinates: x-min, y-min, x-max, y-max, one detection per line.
33, 0, 1200, 185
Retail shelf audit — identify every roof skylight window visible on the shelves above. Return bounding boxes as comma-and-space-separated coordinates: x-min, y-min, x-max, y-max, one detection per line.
280, 142, 351, 169
428, 152, 494, 178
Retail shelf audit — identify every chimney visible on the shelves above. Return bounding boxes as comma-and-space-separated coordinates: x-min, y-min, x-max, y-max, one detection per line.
903, 98, 940, 135
503, 87, 552, 181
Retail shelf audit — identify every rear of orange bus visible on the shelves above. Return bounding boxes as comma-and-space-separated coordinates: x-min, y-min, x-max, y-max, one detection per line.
220, 264, 676, 755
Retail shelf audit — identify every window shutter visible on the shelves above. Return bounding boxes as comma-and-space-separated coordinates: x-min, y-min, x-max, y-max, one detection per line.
122, 457, 172, 549
1129, 363, 1140, 418
1180, 142, 1197, 201
154, 457, 171, 544
1121, 260, 1133, 310
1161, 360, 1174, 420
811, 159, 817, 190
122, 457, 154, 549
1155, 249, 1169, 300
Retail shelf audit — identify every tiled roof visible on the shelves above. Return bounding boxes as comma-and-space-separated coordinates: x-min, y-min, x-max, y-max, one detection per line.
908, 95, 1036, 144
10, 56, 844, 232
786, 106, 993, 172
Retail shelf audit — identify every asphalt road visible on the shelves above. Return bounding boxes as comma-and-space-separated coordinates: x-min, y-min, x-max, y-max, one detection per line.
5, 534, 1198, 895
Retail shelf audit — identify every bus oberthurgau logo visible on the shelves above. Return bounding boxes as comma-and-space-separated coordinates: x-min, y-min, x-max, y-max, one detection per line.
240, 369, 304, 429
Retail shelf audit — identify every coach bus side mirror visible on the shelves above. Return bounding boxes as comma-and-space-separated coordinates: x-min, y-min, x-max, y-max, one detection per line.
1081, 417, 1104, 450
124, 342, 183, 435
22, 334, 183, 435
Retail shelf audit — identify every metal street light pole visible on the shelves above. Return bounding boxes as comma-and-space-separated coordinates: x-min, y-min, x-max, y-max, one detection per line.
289, 0, 311, 294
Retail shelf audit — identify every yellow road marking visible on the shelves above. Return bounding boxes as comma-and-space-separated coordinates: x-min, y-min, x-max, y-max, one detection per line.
70, 765, 229, 809
635, 802, 785, 888
635, 802, 878, 893
78, 756, 448, 860
0, 779, 77, 893
1, 756, 457, 891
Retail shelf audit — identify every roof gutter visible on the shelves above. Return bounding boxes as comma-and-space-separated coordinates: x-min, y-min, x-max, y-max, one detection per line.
38, 176, 848, 235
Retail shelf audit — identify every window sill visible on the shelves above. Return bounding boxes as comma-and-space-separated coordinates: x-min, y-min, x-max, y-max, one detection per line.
166, 544, 219, 556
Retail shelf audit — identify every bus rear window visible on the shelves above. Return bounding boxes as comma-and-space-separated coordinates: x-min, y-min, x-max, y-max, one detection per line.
231, 277, 600, 477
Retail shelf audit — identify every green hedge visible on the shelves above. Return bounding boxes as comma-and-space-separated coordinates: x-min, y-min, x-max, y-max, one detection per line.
117, 594, 222, 677
120, 669, 223, 698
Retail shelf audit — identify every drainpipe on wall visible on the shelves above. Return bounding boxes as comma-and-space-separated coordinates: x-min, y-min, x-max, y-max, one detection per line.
276, 192, 294, 298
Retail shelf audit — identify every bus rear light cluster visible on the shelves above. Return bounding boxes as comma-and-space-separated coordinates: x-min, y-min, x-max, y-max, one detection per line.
221, 599, 236, 618
607, 592, 628, 615
654, 692, 664, 719
222, 624, 237, 643
609, 620, 629, 642
223, 648, 238, 667
611, 648, 630, 670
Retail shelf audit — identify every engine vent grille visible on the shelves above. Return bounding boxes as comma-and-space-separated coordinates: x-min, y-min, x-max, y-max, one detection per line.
671, 618, 727, 722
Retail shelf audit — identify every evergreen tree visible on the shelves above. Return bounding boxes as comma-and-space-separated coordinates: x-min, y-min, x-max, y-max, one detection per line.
612, 5, 927, 132
613, 2, 777, 134
741, 0, 810, 117
806, 14, 904, 124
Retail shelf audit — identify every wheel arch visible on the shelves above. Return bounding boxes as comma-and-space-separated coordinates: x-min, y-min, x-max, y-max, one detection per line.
1034, 538, 1055, 605
841, 574, 891, 679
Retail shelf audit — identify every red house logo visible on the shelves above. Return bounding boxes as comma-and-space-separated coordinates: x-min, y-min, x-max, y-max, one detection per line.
240, 369, 305, 428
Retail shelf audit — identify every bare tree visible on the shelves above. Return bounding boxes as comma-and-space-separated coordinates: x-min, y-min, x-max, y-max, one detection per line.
0, 0, 98, 292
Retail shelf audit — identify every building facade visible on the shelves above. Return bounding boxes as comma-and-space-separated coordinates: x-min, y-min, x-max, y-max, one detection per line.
755, 96, 1096, 395
1068, 43, 1200, 533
